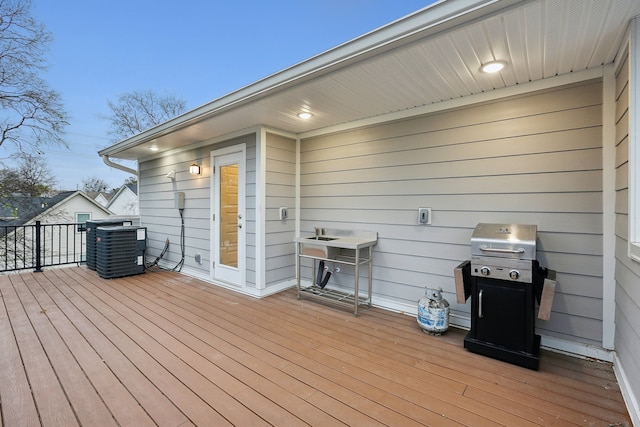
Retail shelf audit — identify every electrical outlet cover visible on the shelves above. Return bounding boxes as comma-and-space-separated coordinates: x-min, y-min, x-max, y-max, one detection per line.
418, 208, 431, 224
279, 207, 288, 220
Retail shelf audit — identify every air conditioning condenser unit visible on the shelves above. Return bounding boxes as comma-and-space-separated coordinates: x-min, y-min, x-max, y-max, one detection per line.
96, 226, 146, 279
86, 219, 133, 270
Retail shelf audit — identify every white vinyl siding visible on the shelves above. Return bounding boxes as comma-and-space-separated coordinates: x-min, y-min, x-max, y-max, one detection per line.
138, 134, 256, 284
300, 80, 604, 346
264, 133, 297, 286
614, 44, 640, 406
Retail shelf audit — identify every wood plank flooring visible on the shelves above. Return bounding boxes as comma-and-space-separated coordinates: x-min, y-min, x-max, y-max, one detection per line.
0, 267, 632, 426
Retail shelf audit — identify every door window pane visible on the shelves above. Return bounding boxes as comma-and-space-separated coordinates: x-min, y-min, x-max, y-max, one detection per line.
219, 164, 238, 267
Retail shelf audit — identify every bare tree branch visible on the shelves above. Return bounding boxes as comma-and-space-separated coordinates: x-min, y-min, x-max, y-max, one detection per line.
82, 176, 109, 193
0, 0, 69, 153
0, 152, 55, 197
104, 89, 186, 141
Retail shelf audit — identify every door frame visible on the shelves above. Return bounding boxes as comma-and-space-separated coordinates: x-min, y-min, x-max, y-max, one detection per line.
210, 144, 246, 287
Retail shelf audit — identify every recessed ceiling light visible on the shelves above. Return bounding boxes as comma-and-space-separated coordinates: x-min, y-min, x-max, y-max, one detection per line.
297, 111, 312, 119
481, 61, 506, 73
150, 146, 159, 151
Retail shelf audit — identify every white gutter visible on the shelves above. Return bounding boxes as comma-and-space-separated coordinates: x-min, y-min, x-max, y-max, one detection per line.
101, 154, 137, 176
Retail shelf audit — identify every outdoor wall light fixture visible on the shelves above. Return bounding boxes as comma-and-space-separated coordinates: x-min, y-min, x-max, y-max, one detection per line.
480, 60, 506, 73
189, 163, 201, 175
297, 111, 312, 119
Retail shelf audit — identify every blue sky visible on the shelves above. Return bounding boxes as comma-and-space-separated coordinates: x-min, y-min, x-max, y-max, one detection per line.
3, 0, 434, 190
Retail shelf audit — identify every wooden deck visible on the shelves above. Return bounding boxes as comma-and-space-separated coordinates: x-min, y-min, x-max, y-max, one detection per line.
0, 267, 631, 426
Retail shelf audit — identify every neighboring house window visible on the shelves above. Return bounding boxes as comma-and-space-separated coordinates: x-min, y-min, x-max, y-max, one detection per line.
630, 18, 640, 262
76, 213, 91, 232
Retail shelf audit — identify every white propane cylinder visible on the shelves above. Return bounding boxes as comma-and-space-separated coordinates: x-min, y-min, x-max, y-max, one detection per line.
417, 287, 450, 334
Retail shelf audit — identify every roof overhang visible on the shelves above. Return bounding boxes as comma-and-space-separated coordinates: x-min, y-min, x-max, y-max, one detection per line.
99, 0, 640, 161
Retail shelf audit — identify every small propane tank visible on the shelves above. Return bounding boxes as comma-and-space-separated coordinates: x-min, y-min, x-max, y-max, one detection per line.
417, 287, 450, 335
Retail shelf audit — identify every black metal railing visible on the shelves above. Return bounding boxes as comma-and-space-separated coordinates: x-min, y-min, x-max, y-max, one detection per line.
1, 221, 86, 273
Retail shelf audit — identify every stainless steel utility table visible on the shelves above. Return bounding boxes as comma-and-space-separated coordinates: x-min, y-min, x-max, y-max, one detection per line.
295, 229, 377, 316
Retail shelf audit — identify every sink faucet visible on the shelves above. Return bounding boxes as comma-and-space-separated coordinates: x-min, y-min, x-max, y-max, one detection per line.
315, 227, 325, 237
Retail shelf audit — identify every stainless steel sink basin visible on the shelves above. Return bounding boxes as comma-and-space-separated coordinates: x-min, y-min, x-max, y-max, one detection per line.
306, 236, 336, 241
300, 236, 339, 258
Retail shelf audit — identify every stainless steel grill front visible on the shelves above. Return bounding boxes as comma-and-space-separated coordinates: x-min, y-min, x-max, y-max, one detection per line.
470, 223, 537, 283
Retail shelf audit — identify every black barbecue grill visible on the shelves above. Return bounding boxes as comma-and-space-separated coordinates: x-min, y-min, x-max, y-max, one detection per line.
455, 223, 556, 370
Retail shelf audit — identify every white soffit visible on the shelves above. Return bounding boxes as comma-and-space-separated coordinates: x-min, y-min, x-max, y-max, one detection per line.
102, 0, 640, 160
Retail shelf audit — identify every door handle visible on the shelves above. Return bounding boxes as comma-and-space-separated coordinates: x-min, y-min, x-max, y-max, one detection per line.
478, 289, 484, 319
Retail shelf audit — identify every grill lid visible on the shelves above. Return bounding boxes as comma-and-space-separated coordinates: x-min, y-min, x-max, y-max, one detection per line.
470, 223, 537, 260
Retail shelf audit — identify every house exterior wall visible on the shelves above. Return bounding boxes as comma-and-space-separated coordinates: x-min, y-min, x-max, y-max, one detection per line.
108, 188, 139, 215
299, 80, 604, 347
45, 195, 113, 262
138, 134, 257, 286
264, 132, 297, 287
137, 131, 298, 293
614, 45, 640, 417
94, 193, 110, 207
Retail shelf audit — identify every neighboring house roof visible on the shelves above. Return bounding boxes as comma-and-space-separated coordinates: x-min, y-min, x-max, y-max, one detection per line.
107, 184, 138, 206
125, 183, 138, 195
1, 191, 75, 225
88, 191, 113, 207
99, 0, 640, 161
0, 191, 112, 229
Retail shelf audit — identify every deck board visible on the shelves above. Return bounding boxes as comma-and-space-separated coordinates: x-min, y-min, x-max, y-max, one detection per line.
57, 268, 240, 427
37, 267, 191, 426
0, 267, 632, 427
28, 270, 157, 427
0, 280, 40, 427
15, 272, 117, 426
1, 274, 80, 427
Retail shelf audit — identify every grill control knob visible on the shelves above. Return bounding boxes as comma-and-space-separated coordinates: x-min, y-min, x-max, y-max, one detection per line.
509, 269, 520, 280
480, 266, 490, 276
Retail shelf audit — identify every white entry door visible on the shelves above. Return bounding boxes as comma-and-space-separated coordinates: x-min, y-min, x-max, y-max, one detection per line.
211, 146, 245, 286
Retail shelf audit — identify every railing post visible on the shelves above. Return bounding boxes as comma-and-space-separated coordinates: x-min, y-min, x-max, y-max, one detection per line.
34, 220, 43, 272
